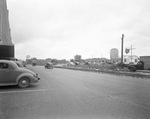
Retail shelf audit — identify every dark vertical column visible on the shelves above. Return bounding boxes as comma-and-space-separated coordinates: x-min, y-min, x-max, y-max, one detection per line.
0, 0, 15, 60
121, 34, 124, 67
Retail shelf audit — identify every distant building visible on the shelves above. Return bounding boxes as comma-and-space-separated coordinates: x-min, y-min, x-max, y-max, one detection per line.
110, 48, 119, 60
26, 58, 47, 65
74, 55, 81, 61
110, 48, 120, 63
140, 56, 150, 70
86, 58, 109, 64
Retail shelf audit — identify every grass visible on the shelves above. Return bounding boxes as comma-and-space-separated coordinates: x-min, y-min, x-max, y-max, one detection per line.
54, 64, 150, 79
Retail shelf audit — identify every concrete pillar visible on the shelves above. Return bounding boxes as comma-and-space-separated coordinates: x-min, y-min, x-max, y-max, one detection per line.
0, 0, 15, 59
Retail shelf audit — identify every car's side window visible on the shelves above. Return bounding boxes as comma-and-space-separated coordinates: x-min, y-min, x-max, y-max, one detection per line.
0, 63, 9, 69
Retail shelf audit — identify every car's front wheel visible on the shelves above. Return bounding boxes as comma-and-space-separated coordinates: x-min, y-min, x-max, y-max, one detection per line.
18, 77, 30, 88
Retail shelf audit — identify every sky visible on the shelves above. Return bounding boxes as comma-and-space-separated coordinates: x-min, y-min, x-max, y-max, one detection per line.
7, 0, 150, 60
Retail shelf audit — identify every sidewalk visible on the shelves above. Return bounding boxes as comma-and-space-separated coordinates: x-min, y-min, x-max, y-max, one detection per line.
136, 70, 150, 73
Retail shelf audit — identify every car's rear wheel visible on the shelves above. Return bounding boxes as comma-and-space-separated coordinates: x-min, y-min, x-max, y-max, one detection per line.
18, 77, 30, 88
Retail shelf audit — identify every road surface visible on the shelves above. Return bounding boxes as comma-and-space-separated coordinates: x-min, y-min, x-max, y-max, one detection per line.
0, 65, 150, 119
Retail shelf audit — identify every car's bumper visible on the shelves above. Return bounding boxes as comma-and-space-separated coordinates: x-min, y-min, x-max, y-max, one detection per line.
31, 75, 40, 83
31, 77, 39, 83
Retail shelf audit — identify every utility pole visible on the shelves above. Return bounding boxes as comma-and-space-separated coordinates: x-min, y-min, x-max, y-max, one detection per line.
0, 10, 2, 43
121, 34, 124, 68
130, 45, 135, 63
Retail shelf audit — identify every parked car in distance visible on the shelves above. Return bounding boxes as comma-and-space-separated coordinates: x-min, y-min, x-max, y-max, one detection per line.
32, 62, 36, 66
0, 60, 40, 88
45, 62, 53, 69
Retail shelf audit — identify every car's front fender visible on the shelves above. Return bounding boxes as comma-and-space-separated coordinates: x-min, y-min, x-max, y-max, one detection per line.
16, 73, 32, 84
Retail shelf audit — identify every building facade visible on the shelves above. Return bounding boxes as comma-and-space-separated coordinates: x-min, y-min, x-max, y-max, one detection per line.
140, 56, 150, 70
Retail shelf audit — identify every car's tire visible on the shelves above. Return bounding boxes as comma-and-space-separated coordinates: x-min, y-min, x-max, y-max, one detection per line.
18, 77, 30, 88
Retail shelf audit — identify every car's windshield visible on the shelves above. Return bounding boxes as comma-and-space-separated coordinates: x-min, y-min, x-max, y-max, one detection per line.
15, 62, 23, 68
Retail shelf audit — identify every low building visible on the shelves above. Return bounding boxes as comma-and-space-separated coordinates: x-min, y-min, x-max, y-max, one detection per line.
140, 56, 150, 70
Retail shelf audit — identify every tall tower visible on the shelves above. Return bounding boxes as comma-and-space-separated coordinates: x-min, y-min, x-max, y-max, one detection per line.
0, 0, 14, 59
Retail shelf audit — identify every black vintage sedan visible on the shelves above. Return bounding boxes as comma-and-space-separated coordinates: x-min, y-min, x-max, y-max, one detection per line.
0, 60, 40, 88
45, 62, 53, 69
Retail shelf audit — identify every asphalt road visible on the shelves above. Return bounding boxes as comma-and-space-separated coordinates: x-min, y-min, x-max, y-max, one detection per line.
0, 65, 150, 119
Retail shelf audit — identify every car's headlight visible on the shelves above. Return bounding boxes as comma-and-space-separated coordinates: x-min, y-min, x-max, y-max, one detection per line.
33, 73, 37, 78
32, 73, 40, 80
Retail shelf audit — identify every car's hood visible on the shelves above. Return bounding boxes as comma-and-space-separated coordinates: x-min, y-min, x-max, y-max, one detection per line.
19, 68, 36, 75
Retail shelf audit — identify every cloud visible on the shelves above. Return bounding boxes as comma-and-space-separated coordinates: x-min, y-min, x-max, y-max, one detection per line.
7, 0, 150, 59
